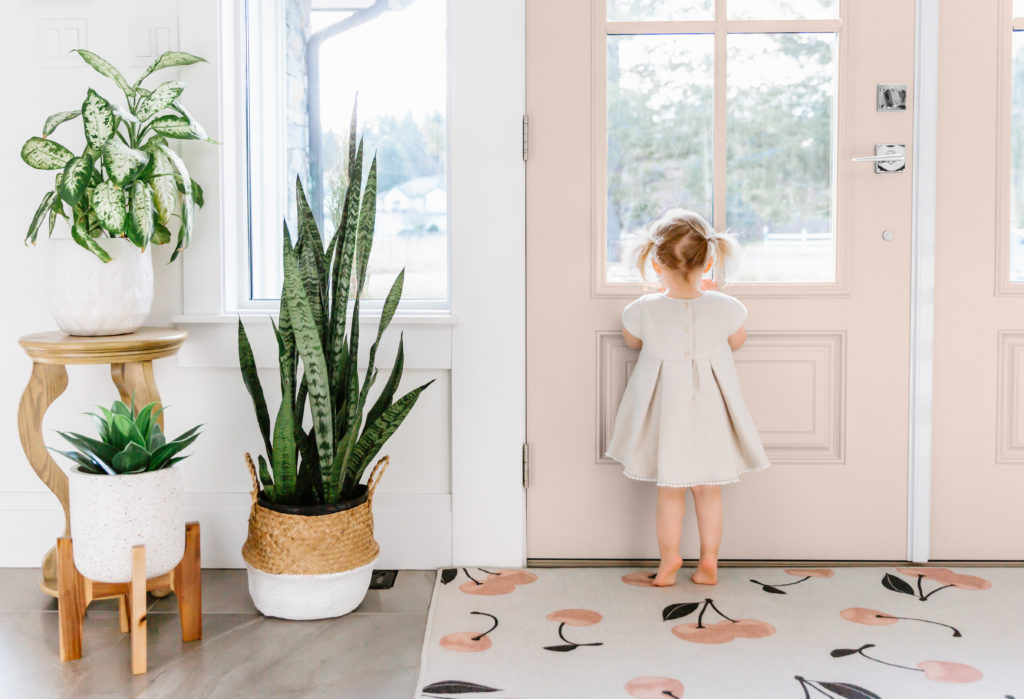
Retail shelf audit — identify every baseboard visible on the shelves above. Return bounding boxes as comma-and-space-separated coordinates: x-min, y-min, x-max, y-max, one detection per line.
527, 558, 1024, 568
0, 491, 452, 569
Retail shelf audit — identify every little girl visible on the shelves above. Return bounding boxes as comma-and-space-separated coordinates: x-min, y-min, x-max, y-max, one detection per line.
605, 210, 769, 587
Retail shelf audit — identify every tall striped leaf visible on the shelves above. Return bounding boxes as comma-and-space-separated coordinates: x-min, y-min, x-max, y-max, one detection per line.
82, 89, 115, 150
270, 380, 297, 500
329, 139, 363, 366
282, 236, 335, 478
42, 110, 80, 137
136, 81, 185, 121
90, 181, 126, 234
238, 320, 273, 461
257, 454, 276, 500
26, 192, 55, 244
365, 333, 405, 429
354, 155, 378, 290
129, 182, 155, 247
102, 139, 150, 186
346, 380, 434, 488
21, 137, 73, 170
136, 51, 206, 87
59, 154, 94, 207
295, 178, 328, 303
73, 50, 133, 96
361, 269, 404, 404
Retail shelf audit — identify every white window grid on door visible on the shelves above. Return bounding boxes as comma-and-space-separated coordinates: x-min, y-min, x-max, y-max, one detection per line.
590, 0, 849, 298
997, 0, 1024, 294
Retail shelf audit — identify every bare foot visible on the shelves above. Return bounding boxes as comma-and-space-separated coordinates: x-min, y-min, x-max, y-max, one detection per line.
690, 558, 718, 585
652, 554, 683, 587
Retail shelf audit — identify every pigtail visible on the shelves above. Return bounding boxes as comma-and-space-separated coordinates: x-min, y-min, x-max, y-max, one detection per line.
708, 230, 741, 283
634, 236, 657, 282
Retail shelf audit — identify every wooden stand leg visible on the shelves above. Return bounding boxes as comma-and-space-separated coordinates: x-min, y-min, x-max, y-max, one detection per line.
130, 546, 147, 675
172, 522, 202, 643
57, 537, 85, 661
118, 594, 129, 634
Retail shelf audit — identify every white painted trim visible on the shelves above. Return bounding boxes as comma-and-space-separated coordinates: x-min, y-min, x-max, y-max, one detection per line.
907, 0, 939, 563
0, 491, 452, 569
448, 0, 526, 567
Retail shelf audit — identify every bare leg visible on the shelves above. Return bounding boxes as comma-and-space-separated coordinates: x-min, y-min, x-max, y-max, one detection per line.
653, 487, 686, 586
690, 485, 722, 585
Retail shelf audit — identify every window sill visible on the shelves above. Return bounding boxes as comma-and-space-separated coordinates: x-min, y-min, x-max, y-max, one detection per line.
172, 311, 460, 326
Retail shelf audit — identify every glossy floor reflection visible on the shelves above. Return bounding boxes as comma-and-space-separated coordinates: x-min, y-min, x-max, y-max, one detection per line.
0, 568, 434, 698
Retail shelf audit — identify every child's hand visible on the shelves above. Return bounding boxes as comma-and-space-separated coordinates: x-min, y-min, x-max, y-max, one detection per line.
701, 278, 718, 291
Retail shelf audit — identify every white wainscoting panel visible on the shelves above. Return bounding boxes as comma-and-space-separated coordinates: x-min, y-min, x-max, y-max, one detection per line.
997, 330, 1024, 463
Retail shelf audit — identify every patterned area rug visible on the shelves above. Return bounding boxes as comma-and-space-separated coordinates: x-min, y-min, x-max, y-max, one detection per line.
415, 566, 1024, 698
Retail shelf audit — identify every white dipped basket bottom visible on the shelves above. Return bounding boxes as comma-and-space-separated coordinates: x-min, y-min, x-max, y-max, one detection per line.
67, 465, 185, 583
241, 454, 390, 620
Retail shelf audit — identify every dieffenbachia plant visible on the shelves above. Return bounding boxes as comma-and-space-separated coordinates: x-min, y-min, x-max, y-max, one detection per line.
238, 107, 433, 506
21, 49, 214, 262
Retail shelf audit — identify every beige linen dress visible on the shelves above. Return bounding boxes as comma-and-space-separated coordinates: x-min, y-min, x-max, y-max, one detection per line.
605, 291, 770, 487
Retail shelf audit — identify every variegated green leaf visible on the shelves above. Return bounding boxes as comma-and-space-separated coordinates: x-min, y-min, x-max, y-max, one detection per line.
82, 89, 115, 150
172, 102, 216, 143
90, 180, 126, 234
102, 139, 150, 186
282, 234, 335, 479
130, 182, 154, 247
58, 154, 94, 207
21, 137, 73, 170
136, 81, 184, 121
110, 103, 139, 124
26, 192, 55, 244
158, 145, 194, 259
73, 50, 134, 96
150, 115, 204, 140
42, 110, 80, 137
149, 150, 177, 225
71, 216, 112, 262
135, 51, 206, 87
151, 221, 171, 245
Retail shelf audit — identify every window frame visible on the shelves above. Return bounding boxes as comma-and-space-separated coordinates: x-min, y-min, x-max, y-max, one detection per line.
997, 0, 1024, 295
232, 0, 454, 314
589, 0, 850, 299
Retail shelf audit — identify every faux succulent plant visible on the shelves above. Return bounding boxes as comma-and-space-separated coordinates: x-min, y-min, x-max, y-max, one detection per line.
21, 49, 214, 262
52, 398, 201, 475
238, 105, 433, 507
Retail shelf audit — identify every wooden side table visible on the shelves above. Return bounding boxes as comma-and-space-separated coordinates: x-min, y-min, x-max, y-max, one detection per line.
17, 328, 188, 597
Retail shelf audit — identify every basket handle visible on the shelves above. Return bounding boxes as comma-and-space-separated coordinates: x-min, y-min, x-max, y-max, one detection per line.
366, 455, 390, 503
244, 453, 260, 507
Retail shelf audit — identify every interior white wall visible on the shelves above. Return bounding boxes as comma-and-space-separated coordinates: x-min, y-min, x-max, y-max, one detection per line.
0, 0, 454, 570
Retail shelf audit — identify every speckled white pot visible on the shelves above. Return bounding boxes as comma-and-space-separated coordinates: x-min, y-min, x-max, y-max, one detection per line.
47, 238, 153, 336
68, 466, 184, 583
245, 557, 377, 620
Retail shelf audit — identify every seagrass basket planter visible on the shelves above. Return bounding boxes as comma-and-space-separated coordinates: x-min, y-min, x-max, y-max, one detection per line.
241, 453, 390, 620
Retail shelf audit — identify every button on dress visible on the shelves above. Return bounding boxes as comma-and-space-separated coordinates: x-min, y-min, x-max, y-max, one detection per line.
605, 291, 770, 487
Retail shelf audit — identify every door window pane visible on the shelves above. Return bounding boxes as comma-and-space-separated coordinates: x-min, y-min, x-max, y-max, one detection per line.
726, 33, 837, 283
1016, 0, 1024, 18
607, 0, 713, 22
728, 0, 838, 20
606, 34, 714, 283
1011, 31, 1024, 282
249, 0, 447, 302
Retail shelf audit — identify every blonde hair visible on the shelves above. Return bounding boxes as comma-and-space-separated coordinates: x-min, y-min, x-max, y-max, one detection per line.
634, 209, 739, 284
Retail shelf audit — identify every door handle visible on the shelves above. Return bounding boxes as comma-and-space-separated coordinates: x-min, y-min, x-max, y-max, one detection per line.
851, 144, 906, 173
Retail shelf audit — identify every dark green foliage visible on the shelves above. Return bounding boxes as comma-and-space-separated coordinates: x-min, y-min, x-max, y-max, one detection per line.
238, 107, 432, 506
52, 398, 201, 475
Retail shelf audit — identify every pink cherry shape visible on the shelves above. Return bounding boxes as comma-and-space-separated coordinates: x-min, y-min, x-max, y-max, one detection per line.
917, 660, 983, 683
625, 676, 685, 698
840, 607, 899, 626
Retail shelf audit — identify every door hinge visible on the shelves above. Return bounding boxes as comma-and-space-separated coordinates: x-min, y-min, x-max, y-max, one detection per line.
522, 114, 529, 161
522, 442, 530, 488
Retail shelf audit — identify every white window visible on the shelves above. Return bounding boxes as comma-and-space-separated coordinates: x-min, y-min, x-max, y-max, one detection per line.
242, 0, 449, 309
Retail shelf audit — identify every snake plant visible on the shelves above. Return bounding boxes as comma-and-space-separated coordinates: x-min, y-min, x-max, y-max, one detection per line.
52, 398, 202, 475
238, 107, 433, 506
21, 49, 214, 262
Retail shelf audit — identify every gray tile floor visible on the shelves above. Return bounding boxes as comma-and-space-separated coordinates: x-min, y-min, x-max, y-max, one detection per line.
0, 567, 435, 698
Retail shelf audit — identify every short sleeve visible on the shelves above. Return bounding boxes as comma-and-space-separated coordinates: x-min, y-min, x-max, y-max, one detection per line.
622, 298, 643, 338
725, 295, 748, 335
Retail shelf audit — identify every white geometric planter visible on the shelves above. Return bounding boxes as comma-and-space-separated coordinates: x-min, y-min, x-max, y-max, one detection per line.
245, 557, 378, 620
47, 238, 154, 336
67, 466, 184, 583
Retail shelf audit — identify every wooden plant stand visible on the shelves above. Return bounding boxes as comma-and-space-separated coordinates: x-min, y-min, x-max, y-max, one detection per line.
17, 328, 188, 597
57, 522, 202, 675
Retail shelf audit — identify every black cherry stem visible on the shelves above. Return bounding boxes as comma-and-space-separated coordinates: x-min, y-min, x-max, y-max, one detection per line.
794, 676, 833, 699
662, 691, 682, 699
876, 613, 961, 637
707, 598, 738, 623
751, 575, 811, 587
470, 611, 499, 641
556, 622, 603, 647
477, 567, 497, 575
857, 644, 924, 673
922, 583, 955, 600
462, 568, 482, 585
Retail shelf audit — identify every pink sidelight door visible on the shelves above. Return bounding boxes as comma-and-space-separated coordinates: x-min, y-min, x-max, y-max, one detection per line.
526, 0, 917, 560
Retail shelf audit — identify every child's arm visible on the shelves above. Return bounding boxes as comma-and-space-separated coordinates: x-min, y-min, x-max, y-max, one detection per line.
623, 328, 642, 349
728, 326, 746, 351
